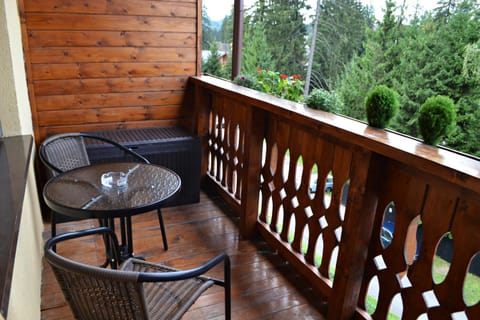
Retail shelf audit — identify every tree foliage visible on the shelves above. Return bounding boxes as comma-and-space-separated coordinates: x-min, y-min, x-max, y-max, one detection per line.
337, 0, 480, 155
242, 22, 273, 74
202, 42, 224, 77
311, 0, 374, 90
250, 0, 309, 76
202, 0, 480, 156
202, 5, 215, 50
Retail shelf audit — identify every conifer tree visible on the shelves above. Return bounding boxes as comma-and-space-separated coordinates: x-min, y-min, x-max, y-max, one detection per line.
241, 22, 273, 74
202, 42, 223, 77
253, 0, 308, 76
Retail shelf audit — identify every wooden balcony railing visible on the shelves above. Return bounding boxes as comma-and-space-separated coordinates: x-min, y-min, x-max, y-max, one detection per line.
190, 75, 480, 320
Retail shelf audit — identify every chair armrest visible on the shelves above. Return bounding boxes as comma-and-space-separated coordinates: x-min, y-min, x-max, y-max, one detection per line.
45, 226, 121, 267
123, 254, 230, 283
45, 226, 118, 248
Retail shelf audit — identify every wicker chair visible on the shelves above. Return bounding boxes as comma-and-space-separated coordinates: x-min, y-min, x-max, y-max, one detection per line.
39, 132, 169, 250
45, 227, 231, 320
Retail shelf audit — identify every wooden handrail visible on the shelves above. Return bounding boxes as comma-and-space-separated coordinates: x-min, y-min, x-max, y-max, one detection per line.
192, 75, 480, 193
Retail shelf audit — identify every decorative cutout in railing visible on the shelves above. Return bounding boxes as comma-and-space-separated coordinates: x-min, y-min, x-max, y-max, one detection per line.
258, 116, 354, 288
359, 159, 480, 319
207, 95, 246, 202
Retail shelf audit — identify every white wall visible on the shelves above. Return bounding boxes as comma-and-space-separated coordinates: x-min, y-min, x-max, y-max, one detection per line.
5, 153, 43, 320
0, 0, 33, 136
0, 1, 43, 319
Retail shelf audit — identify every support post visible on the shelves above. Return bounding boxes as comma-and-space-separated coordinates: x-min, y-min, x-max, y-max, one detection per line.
327, 150, 381, 319
232, 0, 244, 79
240, 107, 265, 238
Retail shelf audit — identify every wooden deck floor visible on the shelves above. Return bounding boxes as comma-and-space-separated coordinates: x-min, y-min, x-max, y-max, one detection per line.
41, 187, 327, 319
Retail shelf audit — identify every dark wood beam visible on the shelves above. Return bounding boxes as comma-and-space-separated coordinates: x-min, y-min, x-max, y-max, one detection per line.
232, 0, 244, 80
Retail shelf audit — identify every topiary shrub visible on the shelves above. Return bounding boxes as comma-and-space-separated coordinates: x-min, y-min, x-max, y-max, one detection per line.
365, 85, 400, 128
418, 95, 456, 145
305, 88, 343, 113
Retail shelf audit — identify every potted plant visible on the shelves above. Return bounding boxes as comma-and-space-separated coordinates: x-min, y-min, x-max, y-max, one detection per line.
305, 88, 343, 113
418, 95, 456, 145
365, 85, 400, 129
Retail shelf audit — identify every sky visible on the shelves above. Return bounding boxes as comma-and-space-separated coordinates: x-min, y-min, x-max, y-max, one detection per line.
203, 0, 439, 22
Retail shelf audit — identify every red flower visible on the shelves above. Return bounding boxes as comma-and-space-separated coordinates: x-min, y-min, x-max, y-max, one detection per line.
280, 74, 288, 80
293, 74, 302, 80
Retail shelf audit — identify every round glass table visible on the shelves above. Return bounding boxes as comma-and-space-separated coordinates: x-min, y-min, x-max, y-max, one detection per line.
43, 162, 181, 263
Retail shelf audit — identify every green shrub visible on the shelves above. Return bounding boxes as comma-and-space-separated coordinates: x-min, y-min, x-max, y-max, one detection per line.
256, 69, 305, 103
305, 88, 343, 113
233, 69, 305, 103
365, 85, 400, 128
233, 74, 261, 90
418, 95, 456, 145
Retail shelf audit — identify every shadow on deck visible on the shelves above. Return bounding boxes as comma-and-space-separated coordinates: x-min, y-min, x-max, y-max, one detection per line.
41, 186, 328, 319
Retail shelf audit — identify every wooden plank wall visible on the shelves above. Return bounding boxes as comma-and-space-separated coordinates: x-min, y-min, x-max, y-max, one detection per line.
18, 0, 201, 144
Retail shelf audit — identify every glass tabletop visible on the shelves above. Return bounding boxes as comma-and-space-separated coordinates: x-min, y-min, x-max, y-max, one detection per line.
43, 162, 181, 219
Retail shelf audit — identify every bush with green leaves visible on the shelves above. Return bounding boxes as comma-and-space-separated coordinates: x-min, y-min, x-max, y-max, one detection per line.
256, 69, 304, 102
233, 74, 261, 90
365, 85, 400, 128
233, 69, 305, 103
418, 95, 456, 145
305, 88, 343, 113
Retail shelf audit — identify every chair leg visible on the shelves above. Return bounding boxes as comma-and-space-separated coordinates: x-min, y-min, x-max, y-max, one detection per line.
156, 208, 168, 250
225, 255, 231, 320
51, 213, 57, 238
98, 218, 116, 268
51, 212, 57, 252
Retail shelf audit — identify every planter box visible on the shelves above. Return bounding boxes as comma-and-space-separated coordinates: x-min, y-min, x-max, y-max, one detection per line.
87, 126, 201, 207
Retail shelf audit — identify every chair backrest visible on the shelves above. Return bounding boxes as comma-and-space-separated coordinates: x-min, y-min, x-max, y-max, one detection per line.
46, 250, 151, 320
44, 228, 230, 320
44, 228, 150, 320
39, 132, 150, 177
40, 133, 91, 176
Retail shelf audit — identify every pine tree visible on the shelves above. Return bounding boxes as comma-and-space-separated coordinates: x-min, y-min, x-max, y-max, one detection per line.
241, 22, 273, 74
202, 42, 223, 77
202, 6, 214, 50
311, 0, 374, 90
336, 0, 480, 156
219, 11, 234, 44
257, 0, 309, 76
336, 33, 379, 120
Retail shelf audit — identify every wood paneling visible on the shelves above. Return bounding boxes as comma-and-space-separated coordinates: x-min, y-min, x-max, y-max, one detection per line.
28, 31, 196, 48
36, 92, 185, 110
38, 105, 187, 125
29, 47, 196, 63
20, 0, 200, 144
26, 14, 196, 32
25, 0, 196, 16
34, 77, 187, 95
31, 62, 195, 80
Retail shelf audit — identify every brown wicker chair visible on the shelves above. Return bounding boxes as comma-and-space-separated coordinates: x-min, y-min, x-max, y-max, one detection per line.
45, 227, 231, 320
39, 132, 170, 250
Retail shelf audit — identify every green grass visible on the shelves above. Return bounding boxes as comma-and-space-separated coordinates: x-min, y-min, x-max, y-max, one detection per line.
433, 256, 480, 306
365, 296, 401, 320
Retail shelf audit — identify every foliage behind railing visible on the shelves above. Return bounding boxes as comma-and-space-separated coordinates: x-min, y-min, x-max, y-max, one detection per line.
191, 75, 480, 320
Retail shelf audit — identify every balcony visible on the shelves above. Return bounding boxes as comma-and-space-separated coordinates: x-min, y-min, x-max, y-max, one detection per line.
40, 76, 480, 319
1, 1, 477, 318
